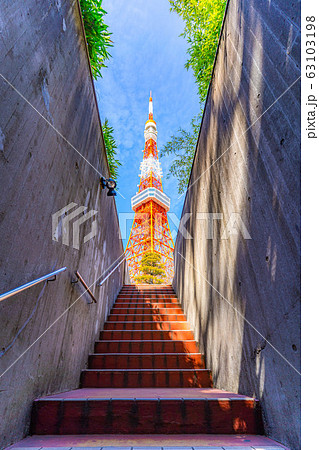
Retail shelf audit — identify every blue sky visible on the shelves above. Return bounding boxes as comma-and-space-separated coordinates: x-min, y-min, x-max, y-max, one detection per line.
95, 0, 200, 247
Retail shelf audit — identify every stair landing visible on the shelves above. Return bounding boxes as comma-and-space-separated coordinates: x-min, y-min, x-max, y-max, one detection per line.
32, 387, 254, 399
8, 434, 289, 449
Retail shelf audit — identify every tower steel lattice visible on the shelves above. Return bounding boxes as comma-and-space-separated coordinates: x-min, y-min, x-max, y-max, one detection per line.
125, 93, 174, 283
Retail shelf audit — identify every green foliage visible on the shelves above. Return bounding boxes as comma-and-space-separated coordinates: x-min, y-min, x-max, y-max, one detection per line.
135, 252, 165, 284
169, 0, 226, 103
160, 114, 201, 194
79, 2, 120, 181
102, 119, 122, 181
79, 0, 113, 79
161, 0, 226, 193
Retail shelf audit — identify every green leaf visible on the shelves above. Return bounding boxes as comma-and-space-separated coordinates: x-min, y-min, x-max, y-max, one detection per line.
135, 252, 166, 284
102, 118, 122, 181
79, 0, 113, 80
160, 113, 201, 194
161, 1, 226, 192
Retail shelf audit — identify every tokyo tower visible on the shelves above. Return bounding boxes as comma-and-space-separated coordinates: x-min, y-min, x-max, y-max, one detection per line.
125, 93, 174, 283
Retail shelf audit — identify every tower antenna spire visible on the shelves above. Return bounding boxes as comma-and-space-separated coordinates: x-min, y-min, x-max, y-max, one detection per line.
149, 91, 153, 118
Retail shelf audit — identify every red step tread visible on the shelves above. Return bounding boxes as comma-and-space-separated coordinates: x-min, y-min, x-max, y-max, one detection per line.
99, 330, 195, 340
80, 369, 213, 388
116, 299, 178, 302
31, 396, 261, 435
103, 321, 191, 331
88, 353, 205, 369
108, 314, 187, 321
111, 307, 184, 314
112, 303, 183, 309
94, 340, 200, 353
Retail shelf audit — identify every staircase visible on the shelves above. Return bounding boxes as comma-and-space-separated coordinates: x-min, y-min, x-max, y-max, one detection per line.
10, 285, 289, 449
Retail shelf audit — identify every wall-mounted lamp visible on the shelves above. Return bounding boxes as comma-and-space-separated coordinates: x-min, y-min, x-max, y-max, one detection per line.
100, 177, 117, 196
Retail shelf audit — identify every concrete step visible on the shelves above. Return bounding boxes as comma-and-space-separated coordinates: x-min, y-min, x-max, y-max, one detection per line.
108, 313, 187, 321
80, 369, 213, 388
94, 340, 200, 354
87, 353, 205, 369
31, 389, 261, 435
99, 330, 195, 341
103, 321, 191, 331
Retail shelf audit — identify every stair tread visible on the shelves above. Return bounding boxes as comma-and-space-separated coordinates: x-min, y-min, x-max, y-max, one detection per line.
35, 388, 257, 401
113, 304, 182, 306
113, 303, 182, 305
90, 353, 202, 355
105, 321, 188, 323
101, 329, 193, 331
83, 368, 211, 371
109, 313, 185, 315
9, 434, 288, 448
96, 340, 198, 342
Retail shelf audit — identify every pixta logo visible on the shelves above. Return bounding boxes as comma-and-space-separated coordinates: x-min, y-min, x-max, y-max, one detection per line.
52, 203, 98, 250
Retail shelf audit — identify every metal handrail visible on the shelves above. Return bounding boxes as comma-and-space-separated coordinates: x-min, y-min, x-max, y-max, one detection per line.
72, 271, 97, 303
99, 256, 126, 286
0, 267, 67, 302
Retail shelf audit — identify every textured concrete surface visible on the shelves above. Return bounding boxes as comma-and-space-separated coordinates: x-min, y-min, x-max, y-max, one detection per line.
0, 0, 129, 448
173, 0, 300, 449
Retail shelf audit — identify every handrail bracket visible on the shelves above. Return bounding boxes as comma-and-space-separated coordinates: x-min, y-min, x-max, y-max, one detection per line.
72, 271, 97, 304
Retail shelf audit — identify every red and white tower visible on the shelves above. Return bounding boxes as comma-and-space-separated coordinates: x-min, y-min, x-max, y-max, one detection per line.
125, 93, 174, 283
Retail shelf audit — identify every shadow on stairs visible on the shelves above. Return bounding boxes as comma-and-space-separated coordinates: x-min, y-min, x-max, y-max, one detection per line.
8, 285, 289, 450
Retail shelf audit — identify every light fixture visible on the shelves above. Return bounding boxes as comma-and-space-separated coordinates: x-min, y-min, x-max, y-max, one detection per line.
100, 177, 117, 196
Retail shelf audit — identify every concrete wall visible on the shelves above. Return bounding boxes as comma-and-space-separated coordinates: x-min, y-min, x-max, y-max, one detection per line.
173, 0, 300, 448
0, 1, 129, 447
